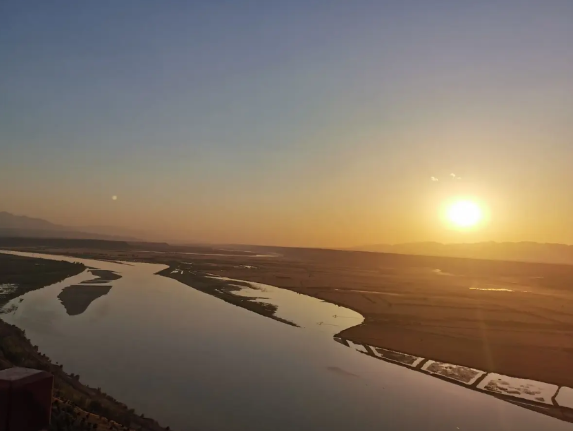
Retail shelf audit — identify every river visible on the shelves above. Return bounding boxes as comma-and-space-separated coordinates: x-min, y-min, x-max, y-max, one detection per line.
1, 250, 571, 431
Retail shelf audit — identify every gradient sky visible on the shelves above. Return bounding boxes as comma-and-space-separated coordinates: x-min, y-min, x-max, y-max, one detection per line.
1, 1, 572, 246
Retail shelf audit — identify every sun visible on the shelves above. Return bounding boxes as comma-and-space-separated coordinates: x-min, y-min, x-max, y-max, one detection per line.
446, 200, 483, 228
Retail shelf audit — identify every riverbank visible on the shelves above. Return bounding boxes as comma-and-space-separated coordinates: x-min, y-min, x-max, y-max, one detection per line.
2, 245, 573, 429
0, 320, 169, 431
0, 253, 85, 308
218, 259, 573, 388
6, 244, 573, 388
158, 259, 573, 424
0, 254, 169, 431
147, 250, 573, 389
157, 265, 297, 327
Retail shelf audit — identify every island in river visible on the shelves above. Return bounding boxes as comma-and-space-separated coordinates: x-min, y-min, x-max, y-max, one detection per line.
58, 284, 113, 315
58, 268, 119, 315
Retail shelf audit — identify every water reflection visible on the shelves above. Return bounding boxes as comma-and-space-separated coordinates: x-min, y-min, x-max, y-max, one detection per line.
204, 273, 573, 422
336, 335, 573, 422
208, 275, 363, 337
1, 250, 572, 431
422, 360, 485, 385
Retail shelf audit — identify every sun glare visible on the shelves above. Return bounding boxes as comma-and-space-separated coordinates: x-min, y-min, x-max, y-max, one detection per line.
446, 200, 483, 228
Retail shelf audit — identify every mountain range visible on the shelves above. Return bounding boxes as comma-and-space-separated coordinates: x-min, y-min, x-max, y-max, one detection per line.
3, 211, 573, 265
0, 212, 142, 241
349, 242, 573, 265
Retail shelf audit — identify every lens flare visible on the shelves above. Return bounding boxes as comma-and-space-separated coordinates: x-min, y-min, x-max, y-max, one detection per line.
446, 200, 482, 228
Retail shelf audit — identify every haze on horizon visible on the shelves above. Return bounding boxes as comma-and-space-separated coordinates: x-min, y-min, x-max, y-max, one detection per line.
2, 1, 572, 248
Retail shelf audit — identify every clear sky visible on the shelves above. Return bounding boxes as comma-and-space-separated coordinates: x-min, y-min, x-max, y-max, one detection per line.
1, 1, 572, 247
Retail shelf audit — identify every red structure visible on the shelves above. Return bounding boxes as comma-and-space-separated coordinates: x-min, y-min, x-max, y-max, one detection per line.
0, 368, 53, 431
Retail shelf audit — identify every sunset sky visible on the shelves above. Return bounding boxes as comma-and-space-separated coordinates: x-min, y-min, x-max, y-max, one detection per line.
1, 1, 572, 247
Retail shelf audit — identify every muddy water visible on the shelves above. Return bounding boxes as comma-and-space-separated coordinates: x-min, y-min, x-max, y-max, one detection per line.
1, 250, 571, 431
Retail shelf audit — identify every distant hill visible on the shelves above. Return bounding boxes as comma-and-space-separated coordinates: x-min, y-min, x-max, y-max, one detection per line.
0, 211, 140, 241
72, 225, 145, 240
0, 211, 67, 232
348, 242, 573, 265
